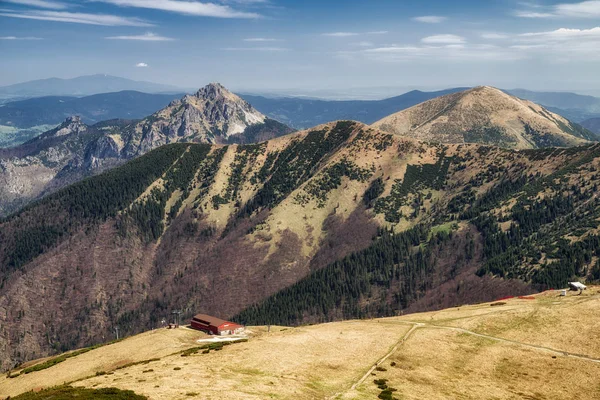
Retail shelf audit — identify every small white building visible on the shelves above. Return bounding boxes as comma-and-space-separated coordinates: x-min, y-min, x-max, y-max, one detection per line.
568, 282, 587, 292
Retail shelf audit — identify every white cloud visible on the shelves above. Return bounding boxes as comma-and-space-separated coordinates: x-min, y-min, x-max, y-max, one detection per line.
412, 15, 446, 23
322, 31, 387, 38
322, 32, 359, 37
555, 0, 600, 18
364, 46, 421, 54
223, 46, 288, 51
515, 0, 600, 18
93, 0, 260, 18
445, 44, 465, 49
520, 27, 600, 41
221, 0, 268, 3
2, 0, 68, 9
243, 37, 280, 42
0, 10, 153, 26
510, 44, 548, 50
336, 23, 600, 64
421, 34, 466, 44
510, 27, 600, 60
353, 43, 520, 62
0, 35, 43, 39
514, 11, 555, 18
136, 62, 148, 67
481, 33, 508, 39
106, 32, 175, 41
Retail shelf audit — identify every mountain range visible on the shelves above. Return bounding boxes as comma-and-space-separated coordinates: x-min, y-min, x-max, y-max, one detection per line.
1, 80, 600, 370
3, 81, 600, 148
240, 88, 467, 129
0, 74, 184, 101
507, 88, 600, 121
0, 83, 293, 217
581, 117, 600, 134
0, 91, 184, 128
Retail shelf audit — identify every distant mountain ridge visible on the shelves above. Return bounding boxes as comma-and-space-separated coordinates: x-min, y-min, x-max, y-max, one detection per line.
581, 118, 600, 134
506, 88, 600, 123
0, 74, 185, 100
4, 84, 600, 146
0, 91, 184, 129
373, 86, 595, 149
239, 88, 468, 129
507, 88, 600, 114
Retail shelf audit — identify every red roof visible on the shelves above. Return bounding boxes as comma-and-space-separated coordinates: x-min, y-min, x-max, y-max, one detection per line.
191, 314, 243, 330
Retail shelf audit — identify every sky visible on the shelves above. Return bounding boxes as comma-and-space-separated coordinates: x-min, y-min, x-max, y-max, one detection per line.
1, 0, 600, 97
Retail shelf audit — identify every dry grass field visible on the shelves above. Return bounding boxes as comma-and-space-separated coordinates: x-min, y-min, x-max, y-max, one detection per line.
2, 287, 599, 400
0, 327, 204, 398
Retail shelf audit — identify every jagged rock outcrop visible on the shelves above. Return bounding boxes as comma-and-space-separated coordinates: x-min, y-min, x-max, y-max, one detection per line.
122, 83, 283, 155
45, 115, 87, 138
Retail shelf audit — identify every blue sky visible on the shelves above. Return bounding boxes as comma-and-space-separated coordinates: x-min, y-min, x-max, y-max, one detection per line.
1, 0, 600, 97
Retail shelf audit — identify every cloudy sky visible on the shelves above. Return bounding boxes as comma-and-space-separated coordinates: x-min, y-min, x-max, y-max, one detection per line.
1, 0, 599, 96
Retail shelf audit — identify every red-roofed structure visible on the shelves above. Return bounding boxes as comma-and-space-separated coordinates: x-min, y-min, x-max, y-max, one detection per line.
190, 314, 245, 335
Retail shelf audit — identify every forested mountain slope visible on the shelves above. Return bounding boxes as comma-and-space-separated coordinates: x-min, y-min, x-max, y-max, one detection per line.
373, 86, 595, 149
1, 120, 600, 371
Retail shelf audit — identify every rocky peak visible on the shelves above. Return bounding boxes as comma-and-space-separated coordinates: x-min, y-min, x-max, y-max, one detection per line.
195, 82, 227, 99
52, 115, 87, 137
146, 83, 266, 140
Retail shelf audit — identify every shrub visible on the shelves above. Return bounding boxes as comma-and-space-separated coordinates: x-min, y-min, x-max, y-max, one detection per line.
11, 385, 147, 399
116, 358, 160, 370
378, 388, 398, 400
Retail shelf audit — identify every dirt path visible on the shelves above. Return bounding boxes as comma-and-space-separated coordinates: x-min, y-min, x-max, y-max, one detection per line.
340, 317, 600, 398
350, 323, 423, 391
427, 324, 600, 364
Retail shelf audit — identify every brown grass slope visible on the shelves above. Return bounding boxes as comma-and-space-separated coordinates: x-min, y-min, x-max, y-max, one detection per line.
1, 288, 598, 399
372, 86, 593, 149
1, 121, 600, 373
